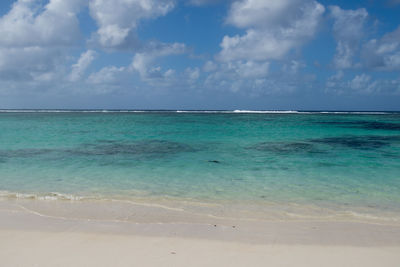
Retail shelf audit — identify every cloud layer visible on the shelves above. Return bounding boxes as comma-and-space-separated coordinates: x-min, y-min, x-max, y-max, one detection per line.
219, 0, 325, 61
0, 0, 399, 108
89, 0, 174, 49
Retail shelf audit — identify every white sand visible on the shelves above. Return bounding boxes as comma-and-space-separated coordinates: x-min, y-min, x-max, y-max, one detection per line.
1, 231, 400, 267
1, 199, 400, 267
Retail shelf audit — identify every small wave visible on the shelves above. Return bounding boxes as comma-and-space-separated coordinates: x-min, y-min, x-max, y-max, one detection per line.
233, 110, 302, 114
176, 110, 230, 113
233, 110, 393, 114
2, 190, 400, 225
176, 110, 302, 114
176, 110, 393, 114
317, 111, 389, 115
0, 191, 85, 201
342, 210, 400, 223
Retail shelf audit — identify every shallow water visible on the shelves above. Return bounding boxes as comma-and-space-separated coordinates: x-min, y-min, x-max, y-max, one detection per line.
0, 111, 400, 220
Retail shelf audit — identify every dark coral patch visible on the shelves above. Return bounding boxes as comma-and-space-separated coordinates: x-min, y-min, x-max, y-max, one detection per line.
248, 142, 322, 154
318, 120, 400, 131
69, 140, 196, 157
309, 135, 400, 150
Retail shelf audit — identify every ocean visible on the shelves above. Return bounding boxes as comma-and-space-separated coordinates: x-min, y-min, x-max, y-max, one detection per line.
1, 110, 400, 222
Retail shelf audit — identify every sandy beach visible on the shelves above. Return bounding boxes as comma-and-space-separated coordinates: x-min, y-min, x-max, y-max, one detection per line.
1, 0, 400, 264
1, 199, 400, 267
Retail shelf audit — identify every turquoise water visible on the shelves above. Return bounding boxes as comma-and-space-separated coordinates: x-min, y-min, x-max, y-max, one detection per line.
1, 111, 400, 215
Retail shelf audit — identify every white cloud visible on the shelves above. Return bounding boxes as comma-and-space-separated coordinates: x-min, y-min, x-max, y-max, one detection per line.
325, 70, 344, 88
329, 6, 368, 69
219, 30, 289, 61
131, 42, 186, 79
208, 60, 269, 81
233, 61, 270, 78
226, 0, 303, 29
329, 6, 400, 72
333, 42, 354, 69
97, 25, 131, 47
188, 0, 229, 6
361, 26, 400, 71
69, 50, 97, 82
349, 73, 371, 90
185, 67, 200, 81
89, 0, 174, 49
0, 0, 85, 84
203, 61, 217, 72
204, 66, 314, 95
0, 46, 68, 83
0, 0, 181, 93
0, 0, 83, 47
326, 73, 400, 95
83, 41, 187, 91
209, 0, 323, 95
330, 6, 368, 46
282, 60, 305, 74
1, 0, 398, 103
218, 0, 325, 62
204, 60, 273, 93
188, 0, 226, 6
84, 65, 129, 94
87, 65, 126, 84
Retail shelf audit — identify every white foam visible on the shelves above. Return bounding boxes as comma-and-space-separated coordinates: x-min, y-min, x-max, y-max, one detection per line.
0, 191, 85, 201
233, 110, 301, 114
176, 110, 230, 113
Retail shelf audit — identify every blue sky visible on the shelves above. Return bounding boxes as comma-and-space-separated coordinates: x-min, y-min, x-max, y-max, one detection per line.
0, 0, 399, 110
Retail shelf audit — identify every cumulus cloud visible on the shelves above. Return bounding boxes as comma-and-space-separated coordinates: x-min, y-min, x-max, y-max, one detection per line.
204, 60, 274, 94
185, 67, 200, 81
204, 62, 315, 95
0, 0, 182, 94
0, 47, 60, 79
349, 73, 371, 90
329, 6, 400, 73
361, 26, 400, 71
329, 6, 368, 69
83, 41, 188, 92
326, 72, 400, 95
203, 61, 217, 72
209, 60, 269, 81
0, 0, 85, 83
89, 0, 174, 49
0, 0, 83, 47
207, 0, 324, 95
87, 65, 126, 84
69, 50, 97, 82
187, 0, 230, 6
1, 0, 399, 104
325, 70, 344, 89
131, 42, 186, 79
226, 0, 303, 29
85, 0, 189, 90
218, 0, 325, 62
282, 60, 305, 74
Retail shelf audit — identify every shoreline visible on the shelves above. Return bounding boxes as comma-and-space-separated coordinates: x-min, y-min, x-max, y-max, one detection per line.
1, 199, 400, 266
2, 192, 400, 226
2, 198, 400, 245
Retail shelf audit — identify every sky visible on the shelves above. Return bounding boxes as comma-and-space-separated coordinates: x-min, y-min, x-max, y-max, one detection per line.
0, 0, 400, 110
